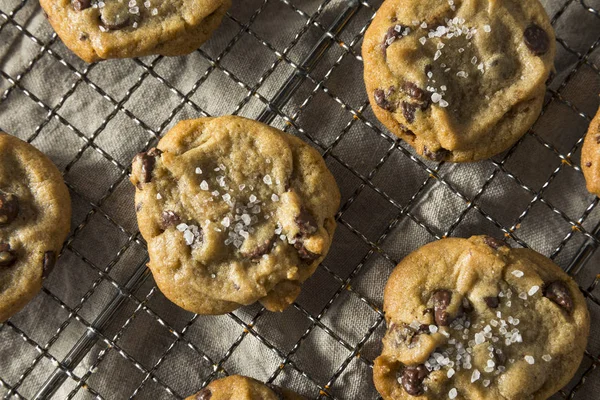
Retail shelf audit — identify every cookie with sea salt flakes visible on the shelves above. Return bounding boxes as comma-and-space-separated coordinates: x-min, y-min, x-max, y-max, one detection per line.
581, 105, 600, 196
362, 0, 555, 162
0, 133, 71, 322
185, 375, 305, 400
130, 116, 340, 315
374, 235, 589, 400
40, 0, 230, 62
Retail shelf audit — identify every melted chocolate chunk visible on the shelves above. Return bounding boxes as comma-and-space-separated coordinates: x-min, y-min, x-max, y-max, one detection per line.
390, 323, 428, 347
423, 146, 450, 162
195, 388, 212, 400
295, 207, 318, 235
484, 296, 499, 308
294, 241, 320, 261
244, 239, 274, 261
400, 364, 428, 396
134, 148, 162, 185
99, 4, 131, 31
402, 82, 428, 104
72, 0, 91, 11
161, 211, 181, 228
0, 191, 19, 225
524, 25, 550, 56
544, 281, 573, 313
374, 88, 396, 112
402, 102, 418, 124
383, 25, 408, 50
432, 290, 452, 326
42, 251, 57, 278
0, 243, 16, 267
483, 236, 507, 250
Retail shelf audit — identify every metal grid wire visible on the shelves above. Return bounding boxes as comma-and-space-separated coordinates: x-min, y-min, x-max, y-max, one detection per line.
0, 0, 599, 398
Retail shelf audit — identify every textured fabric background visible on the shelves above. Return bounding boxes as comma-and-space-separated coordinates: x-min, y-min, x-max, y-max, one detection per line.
0, 0, 599, 399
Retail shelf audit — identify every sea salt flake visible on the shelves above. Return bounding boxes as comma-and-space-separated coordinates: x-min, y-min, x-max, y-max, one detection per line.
483, 380, 491, 387
263, 175, 273, 185
419, 37, 427, 45
511, 270, 524, 278
271, 193, 279, 202
528, 285, 540, 296
471, 369, 480, 383
156, 193, 162, 199
439, 99, 449, 108
221, 217, 231, 228
176, 223, 188, 232
200, 180, 209, 191
542, 354, 552, 362
195, 167, 202, 174
434, 50, 442, 60
249, 194, 258, 203
431, 93, 442, 103
483, 24, 491, 33
429, 325, 439, 333
524, 355, 535, 365
447, 368, 455, 378
449, 388, 457, 399
183, 230, 194, 245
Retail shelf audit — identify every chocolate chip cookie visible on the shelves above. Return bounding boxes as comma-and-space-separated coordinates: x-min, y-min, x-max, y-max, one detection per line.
0, 133, 71, 322
40, 0, 231, 62
185, 375, 305, 400
374, 235, 589, 399
581, 105, 600, 196
362, 0, 555, 162
130, 116, 340, 315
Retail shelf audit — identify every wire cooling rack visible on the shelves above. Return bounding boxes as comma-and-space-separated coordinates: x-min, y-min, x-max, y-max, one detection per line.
0, 0, 599, 399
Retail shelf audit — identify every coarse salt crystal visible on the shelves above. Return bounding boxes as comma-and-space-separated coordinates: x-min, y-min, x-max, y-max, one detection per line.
200, 180, 209, 190
434, 50, 442, 60
483, 24, 491, 33
483, 380, 491, 387
511, 270, 524, 278
176, 223, 188, 232
449, 388, 457, 399
524, 355, 535, 364
542, 354, 552, 362
439, 99, 449, 108
447, 368, 455, 378
221, 217, 230, 228
249, 194, 257, 203
241, 214, 251, 225
195, 167, 202, 174
263, 175, 273, 185
156, 193, 162, 199
528, 285, 540, 296
271, 193, 279, 202
419, 37, 427, 45
429, 325, 438, 333
183, 230, 194, 245
431, 93, 442, 103
471, 369, 480, 383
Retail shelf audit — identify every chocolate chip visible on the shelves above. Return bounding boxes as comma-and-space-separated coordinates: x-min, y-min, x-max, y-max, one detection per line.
99, 4, 131, 31
400, 364, 428, 396
295, 207, 318, 235
544, 281, 573, 313
133, 148, 162, 185
383, 25, 407, 49
266, 384, 285, 400
0, 243, 16, 268
483, 236, 507, 250
72, 0, 91, 11
432, 290, 452, 326
42, 251, 57, 278
374, 88, 396, 112
161, 211, 181, 228
195, 388, 211, 400
484, 296, 499, 308
586, 162, 592, 167
423, 146, 450, 162
402, 102, 418, 123
524, 24, 550, 56
244, 239, 274, 261
402, 82, 428, 104
294, 241, 320, 261
0, 191, 19, 225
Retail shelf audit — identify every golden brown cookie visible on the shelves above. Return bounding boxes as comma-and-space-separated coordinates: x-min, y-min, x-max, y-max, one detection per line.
40, 0, 231, 62
0, 133, 71, 322
185, 375, 305, 400
374, 235, 589, 399
362, 0, 555, 162
581, 105, 600, 196
130, 116, 340, 315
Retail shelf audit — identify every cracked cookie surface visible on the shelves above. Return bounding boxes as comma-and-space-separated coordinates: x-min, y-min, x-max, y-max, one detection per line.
130, 116, 340, 315
185, 375, 305, 400
581, 106, 600, 196
0, 133, 71, 322
374, 235, 589, 400
40, 0, 230, 62
362, 0, 555, 162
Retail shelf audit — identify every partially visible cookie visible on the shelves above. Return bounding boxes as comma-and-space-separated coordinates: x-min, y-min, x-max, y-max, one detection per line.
581, 105, 600, 196
0, 133, 71, 322
40, 0, 231, 62
130, 116, 340, 315
374, 235, 589, 400
185, 375, 305, 400
362, 0, 555, 162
